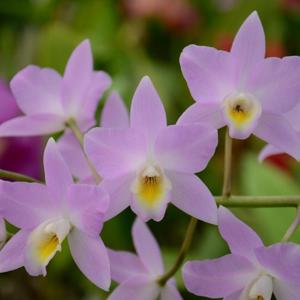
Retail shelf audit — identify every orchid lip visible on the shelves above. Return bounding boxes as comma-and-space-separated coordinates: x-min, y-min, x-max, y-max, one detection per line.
131, 162, 172, 210
26, 218, 71, 275
223, 92, 262, 134
248, 273, 273, 300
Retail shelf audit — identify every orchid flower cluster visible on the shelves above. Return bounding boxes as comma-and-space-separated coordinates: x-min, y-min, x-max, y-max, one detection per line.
1, 11, 300, 300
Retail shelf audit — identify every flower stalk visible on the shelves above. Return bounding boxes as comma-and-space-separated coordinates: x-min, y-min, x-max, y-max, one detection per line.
157, 217, 197, 286
215, 195, 300, 207
0, 169, 39, 183
1, 166, 300, 208
281, 206, 300, 242
222, 128, 233, 198
67, 119, 102, 184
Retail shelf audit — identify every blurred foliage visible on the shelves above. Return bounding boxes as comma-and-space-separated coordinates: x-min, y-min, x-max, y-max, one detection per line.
0, 0, 300, 299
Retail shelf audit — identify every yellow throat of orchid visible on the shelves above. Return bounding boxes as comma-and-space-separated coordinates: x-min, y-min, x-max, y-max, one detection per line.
224, 92, 262, 130
132, 164, 171, 208
37, 233, 60, 263
27, 218, 71, 271
227, 102, 252, 125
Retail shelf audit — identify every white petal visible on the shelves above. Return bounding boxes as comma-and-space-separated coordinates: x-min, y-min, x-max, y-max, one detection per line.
248, 274, 273, 300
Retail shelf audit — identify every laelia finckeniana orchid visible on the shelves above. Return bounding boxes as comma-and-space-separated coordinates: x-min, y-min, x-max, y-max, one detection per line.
108, 218, 182, 300
178, 11, 300, 159
183, 206, 300, 300
0, 40, 111, 137
84, 76, 218, 222
0, 138, 111, 290
57, 91, 129, 183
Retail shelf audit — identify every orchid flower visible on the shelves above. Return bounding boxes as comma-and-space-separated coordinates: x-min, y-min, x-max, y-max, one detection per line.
179, 11, 300, 159
57, 91, 129, 182
108, 218, 182, 300
0, 40, 111, 137
183, 206, 300, 299
0, 138, 111, 290
259, 101, 300, 161
84, 76, 218, 222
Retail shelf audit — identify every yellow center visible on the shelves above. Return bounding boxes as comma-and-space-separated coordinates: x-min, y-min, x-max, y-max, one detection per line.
223, 92, 262, 132
132, 163, 172, 209
257, 296, 264, 300
38, 234, 59, 263
136, 175, 164, 206
228, 103, 252, 126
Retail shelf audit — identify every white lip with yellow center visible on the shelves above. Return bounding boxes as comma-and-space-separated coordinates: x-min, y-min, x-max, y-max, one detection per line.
26, 218, 71, 275
131, 161, 172, 211
248, 273, 273, 300
223, 92, 262, 136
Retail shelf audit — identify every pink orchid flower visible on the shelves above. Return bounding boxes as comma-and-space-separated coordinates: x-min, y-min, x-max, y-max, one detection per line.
57, 91, 129, 183
183, 206, 300, 299
108, 218, 182, 300
0, 138, 111, 290
0, 40, 111, 137
179, 11, 300, 159
85, 76, 218, 222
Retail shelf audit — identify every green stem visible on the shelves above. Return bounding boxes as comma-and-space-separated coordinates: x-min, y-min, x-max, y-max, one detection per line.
1, 164, 299, 208
67, 119, 102, 184
0, 169, 39, 183
215, 195, 300, 207
67, 119, 84, 145
281, 206, 300, 242
157, 217, 197, 286
222, 128, 233, 197
2, 164, 298, 208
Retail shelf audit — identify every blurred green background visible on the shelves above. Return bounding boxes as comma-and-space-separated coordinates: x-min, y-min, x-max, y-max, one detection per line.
0, 0, 300, 299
